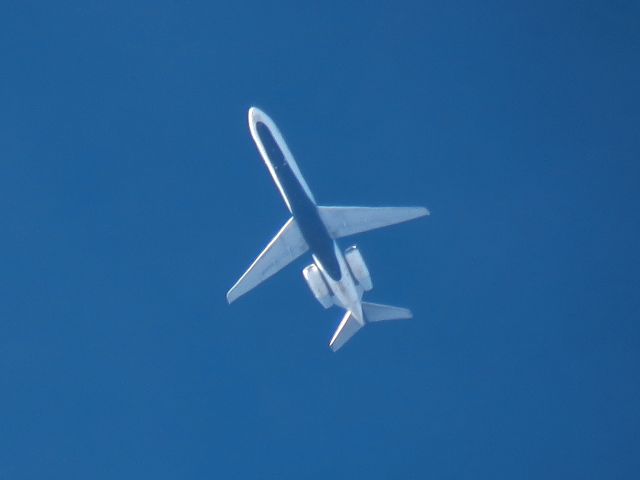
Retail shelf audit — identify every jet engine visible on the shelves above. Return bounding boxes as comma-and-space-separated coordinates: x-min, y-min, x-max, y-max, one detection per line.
302, 264, 333, 308
344, 245, 373, 291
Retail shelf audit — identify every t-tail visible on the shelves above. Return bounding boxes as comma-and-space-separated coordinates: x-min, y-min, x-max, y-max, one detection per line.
329, 302, 413, 352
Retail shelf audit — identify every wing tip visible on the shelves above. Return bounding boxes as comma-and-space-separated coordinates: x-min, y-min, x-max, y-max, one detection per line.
329, 337, 347, 352
226, 289, 239, 304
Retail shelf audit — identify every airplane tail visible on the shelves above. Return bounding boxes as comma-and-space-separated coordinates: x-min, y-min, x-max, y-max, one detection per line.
362, 302, 413, 322
329, 302, 412, 352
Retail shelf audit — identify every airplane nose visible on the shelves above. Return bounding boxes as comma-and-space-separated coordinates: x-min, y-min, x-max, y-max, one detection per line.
248, 106, 266, 124
248, 107, 258, 124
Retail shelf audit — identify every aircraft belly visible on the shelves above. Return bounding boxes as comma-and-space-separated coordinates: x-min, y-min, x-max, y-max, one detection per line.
231, 107, 428, 351
316, 247, 362, 322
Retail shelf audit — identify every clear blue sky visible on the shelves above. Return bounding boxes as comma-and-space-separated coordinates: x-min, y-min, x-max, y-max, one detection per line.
1, 1, 639, 478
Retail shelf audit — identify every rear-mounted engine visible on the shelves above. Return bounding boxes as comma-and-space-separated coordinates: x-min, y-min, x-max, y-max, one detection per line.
302, 263, 333, 308
344, 245, 373, 291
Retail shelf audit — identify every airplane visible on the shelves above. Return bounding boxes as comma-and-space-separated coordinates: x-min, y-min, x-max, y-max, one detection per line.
227, 107, 429, 351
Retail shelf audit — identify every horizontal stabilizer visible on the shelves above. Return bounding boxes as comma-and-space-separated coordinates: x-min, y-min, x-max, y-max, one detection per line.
329, 311, 364, 352
227, 217, 308, 303
362, 302, 412, 322
318, 206, 429, 239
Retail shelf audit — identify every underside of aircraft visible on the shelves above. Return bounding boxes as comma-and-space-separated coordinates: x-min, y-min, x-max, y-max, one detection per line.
227, 107, 429, 351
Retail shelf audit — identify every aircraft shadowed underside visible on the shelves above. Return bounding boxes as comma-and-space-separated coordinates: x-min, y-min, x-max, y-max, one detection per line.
227, 107, 429, 351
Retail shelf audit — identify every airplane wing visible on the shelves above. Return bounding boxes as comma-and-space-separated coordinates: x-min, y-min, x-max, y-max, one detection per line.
226, 217, 308, 303
318, 206, 429, 239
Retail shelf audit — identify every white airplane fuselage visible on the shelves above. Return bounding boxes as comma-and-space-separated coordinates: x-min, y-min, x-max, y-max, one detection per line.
248, 107, 365, 323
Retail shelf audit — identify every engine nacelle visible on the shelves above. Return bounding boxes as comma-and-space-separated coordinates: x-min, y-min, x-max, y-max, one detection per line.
344, 245, 373, 291
302, 263, 333, 309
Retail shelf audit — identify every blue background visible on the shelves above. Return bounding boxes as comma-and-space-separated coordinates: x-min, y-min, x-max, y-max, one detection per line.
1, 1, 639, 478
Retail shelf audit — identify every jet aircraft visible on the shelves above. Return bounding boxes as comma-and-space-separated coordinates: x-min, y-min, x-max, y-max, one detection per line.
227, 107, 429, 351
